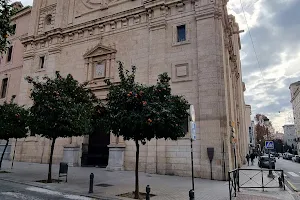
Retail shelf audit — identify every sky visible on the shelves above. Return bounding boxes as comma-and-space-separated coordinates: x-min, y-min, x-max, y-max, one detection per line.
19, 0, 299, 132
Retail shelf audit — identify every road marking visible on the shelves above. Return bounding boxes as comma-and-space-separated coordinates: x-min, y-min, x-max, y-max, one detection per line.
1, 192, 42, 200
26, 186, 94, 200
287, 180, 298, 192
287, 172, 300, 177
26, 187, 61, 195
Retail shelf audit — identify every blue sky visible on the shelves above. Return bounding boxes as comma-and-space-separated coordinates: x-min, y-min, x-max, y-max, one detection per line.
19, 0, 299, 131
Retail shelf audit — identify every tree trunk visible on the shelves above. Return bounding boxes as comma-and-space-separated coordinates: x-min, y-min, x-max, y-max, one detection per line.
0, 140, 9, 170
134, 140, 140, 199
47, 138, 56, 183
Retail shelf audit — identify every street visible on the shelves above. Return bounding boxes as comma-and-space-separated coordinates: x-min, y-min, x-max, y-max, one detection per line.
0, 180, 95, 200
276, 157, 300, 192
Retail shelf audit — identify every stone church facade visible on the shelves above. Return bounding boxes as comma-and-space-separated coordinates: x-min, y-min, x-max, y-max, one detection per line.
1, 0, 249, 180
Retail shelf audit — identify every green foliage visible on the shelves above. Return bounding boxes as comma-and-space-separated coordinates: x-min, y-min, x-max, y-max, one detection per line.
103, 61, 190, 143
26, 72, 98, 140
0, 95, 29, 140
0, 0, 16, 53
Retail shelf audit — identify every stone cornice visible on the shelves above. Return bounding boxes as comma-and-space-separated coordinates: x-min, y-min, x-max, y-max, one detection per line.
0, 65, 23, 74
21, 0, 189, 48
144, 0, 182, 9
194, 1, 223, 21
11, 7, 31, 20
149, 17, 167, 30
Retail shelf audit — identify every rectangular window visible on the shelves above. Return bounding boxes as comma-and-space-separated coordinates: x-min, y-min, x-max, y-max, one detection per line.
177, 25, 186, 42
7, 46, 13, 62
1, 78, 8, 99
39, 56, 45, 69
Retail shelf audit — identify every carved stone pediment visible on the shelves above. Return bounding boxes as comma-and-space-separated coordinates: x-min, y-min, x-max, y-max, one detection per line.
81, 0, 109, 9
83, 44, 117, 58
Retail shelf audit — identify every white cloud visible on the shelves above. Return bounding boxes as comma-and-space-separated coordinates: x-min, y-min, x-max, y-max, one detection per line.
20, 0, 33, 6
228, 0, 300, 132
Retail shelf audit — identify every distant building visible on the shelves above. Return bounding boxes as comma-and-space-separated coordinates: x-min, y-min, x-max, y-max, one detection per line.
274, 132, 284, 140
283, 124, 297, 150
245, 105, 254, 152
290, 81, 300, 154
250, 121, 255, 148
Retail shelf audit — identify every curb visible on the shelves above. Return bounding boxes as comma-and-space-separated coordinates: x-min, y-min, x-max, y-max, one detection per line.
0, 177, 121, 200
286, 180, 298, 192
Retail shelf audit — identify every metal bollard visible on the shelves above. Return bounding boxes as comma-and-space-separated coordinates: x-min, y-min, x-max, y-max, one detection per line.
146, 185, 151, 200
189, 189, 195, 200
89, 173, 94, 193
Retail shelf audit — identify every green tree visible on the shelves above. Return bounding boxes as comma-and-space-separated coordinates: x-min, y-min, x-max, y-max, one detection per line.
0, 95, 28, 169
274, 139, 283, 153
26, 72, 98, 183
0, 0, 16, 53
102, 62, 189, 199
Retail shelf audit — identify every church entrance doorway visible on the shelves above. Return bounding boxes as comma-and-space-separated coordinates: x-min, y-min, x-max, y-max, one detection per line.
82, 130, 110, 167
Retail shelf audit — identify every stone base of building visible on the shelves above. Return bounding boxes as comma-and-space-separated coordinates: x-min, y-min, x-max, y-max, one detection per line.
0, 143, 11, 160
106, 144, 126, 171
62, 144, 80, 167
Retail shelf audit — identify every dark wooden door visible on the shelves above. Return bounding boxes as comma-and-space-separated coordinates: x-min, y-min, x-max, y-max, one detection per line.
87, 130, 110, 167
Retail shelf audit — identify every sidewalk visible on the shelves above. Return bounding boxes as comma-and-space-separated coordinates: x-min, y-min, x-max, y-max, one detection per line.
0, 160, 297, 200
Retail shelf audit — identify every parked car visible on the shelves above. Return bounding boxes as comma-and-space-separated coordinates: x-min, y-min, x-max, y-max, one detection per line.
258, 156, 275, 169
292, 155, 300, 163
283, 153, 293, 160
271, 155, 276, 163
264, 154, 276, 163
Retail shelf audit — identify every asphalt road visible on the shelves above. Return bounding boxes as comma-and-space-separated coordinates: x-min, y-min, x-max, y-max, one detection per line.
0, 179, 95, 200
276, 157, 300, 192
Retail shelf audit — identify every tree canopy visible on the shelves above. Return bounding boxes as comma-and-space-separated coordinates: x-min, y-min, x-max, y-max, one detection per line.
26, 72, 99, 139
26, 72, 100, 182
0, 95, 28, 169
104, 62, 190, 142
0, 0, 16, 53
0, 95, 28, 141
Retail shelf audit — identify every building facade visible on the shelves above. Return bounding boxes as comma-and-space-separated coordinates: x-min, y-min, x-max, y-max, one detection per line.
0, 4, 31, 161
283, 124, 297, 150
290, 81, 300, 155
5, 0, 249, 180
244, 105, 252, 153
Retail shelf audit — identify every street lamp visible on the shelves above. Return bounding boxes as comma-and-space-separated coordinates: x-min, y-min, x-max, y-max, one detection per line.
263, 118, 274, 178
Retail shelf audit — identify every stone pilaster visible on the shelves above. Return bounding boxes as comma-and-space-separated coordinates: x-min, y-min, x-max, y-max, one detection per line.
195, 0, 228, 180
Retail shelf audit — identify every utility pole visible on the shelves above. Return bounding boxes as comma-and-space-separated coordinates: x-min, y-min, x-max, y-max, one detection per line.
264, 118, 274, 178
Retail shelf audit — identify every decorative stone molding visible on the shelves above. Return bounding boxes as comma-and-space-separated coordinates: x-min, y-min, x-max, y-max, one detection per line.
149, 18, 167, 31
81, 0, 109, 10
121, 18, 128, 27
171, 60, 193, 83
38, 4, 56, 34
110, 21, 116, 30
176, 2, 185, 12
147, 9, 153, 20
160, 5, 168, 16
84, 43, 117, 90
133, 15, 140, 24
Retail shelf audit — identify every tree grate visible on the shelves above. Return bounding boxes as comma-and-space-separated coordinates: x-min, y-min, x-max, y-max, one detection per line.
95, 183, 113, 187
